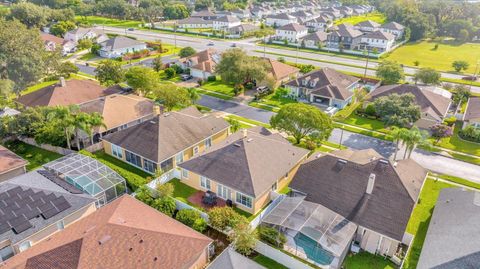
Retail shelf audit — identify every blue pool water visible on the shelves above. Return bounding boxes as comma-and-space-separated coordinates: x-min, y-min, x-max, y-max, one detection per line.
294, 233, 335, 266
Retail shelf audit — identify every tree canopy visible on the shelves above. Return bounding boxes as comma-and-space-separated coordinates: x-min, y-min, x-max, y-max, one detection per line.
125, 66, 159, 95
376, 60, 405, 85
163, 4, 190, 20
95, 60, 125, 86
270, 103, 333, 144
150, 84, 192, 111
215, 48, 269, 86
178, 47, 197, 58
373, 93, 421, 127
414, 68, 442, 85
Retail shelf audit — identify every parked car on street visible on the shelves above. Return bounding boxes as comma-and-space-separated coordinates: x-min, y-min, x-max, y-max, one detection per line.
181, 74, 193, 81
207, 42, 214, 46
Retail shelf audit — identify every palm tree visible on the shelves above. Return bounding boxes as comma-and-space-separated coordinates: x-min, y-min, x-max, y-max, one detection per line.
404, 127, 430, 159
390, 127, 409, 161
72, 112, 91, 150
48, 106, 75, 149
86, 112, 106, 146
187, 88, 200, 104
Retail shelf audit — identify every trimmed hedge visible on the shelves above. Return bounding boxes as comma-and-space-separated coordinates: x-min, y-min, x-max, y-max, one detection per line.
79, 150, 149, 191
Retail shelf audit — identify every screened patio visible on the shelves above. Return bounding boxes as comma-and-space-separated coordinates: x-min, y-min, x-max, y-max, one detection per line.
262, 196, 357, 268
43, 154, 127, 207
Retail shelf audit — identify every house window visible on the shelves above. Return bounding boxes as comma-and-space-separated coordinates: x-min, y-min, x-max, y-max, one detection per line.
0, 246, 14, 261
236, 192, 253, 208
193, 146, 200, 155
205, 137, 212, 148
119, 124, 128, 130
143, 159, 157, 173
218, 184, 232, 200
200, 176, 211, 190
182, 169, 189, 179
57, 220, 65, 231
160, 158, 173, 173
126, 151, 142, 167
112, 144, 123, 159
176, 152, 184, 164
18, 241, 31, 252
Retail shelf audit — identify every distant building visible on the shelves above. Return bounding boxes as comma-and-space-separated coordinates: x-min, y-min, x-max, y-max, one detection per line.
359, 30, 395, 53
98, 36, 147, 58
380, 22, 405, 40
176, 17, 213, 29
462, 97, 480, 129
274, 23, 308, 43
212, 15, 241, 30
64, 27, 108, 43
265, 13, 297, 27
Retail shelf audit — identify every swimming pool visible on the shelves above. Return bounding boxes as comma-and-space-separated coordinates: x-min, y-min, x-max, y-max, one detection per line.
294, 233, 335, 266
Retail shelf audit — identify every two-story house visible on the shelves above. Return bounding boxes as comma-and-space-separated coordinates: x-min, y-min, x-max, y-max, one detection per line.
265, 13, 298, 27
305, 16, 333, 31
101, 106, 230, 180
274, 23, 308, 43
177, 48, 221, 79
326, 23, 363, 50
285, 68, 361, 108
355, 20, 381, 32
359, 30, 396, 53
380, 22, 405, 40
212, 16, 241, 30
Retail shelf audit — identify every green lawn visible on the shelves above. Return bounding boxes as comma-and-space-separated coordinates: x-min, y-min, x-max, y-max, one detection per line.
196, 88, 233, 100
385, 40, 480, 73
338, 114, 390, 133
334, 12, 387, 26
79, 52, 98, 61
403, 179, 454, 269
343, 252, 396, 269
225, 115, 271, 129
201, 80, 235, 97
249, 93, 297, 112
431, 173, 480, 190
75, 16, 143, 28
169, 178, 198, 204
253, 254, 289, 269
432, 122, 480, 156
3, 141, 62, 171
22, 80, 58, 95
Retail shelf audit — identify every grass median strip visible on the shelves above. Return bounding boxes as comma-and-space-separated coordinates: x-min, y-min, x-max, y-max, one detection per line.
225, 115, 271, 129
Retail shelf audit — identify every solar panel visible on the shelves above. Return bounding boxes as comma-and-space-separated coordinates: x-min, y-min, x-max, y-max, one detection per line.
8, 215, 27, 227
41, 207, 60, 219
55, 202, 71, 212
12, 221, 33, 234
0, 222, 10, 234
38, 202, 55, 214
7, 186, 22, 197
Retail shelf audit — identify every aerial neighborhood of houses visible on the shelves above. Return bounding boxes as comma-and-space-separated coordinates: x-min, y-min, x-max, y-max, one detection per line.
2, 0, 480, 268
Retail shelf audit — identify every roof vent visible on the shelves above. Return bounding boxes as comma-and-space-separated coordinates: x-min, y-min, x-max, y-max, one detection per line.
366, 173, 376, 194
393, 161, 398, 167
234, 143, 241, 147
338, 159, 347, 164
247, 138, 253, 142
164, 113, 170, 117
379, 159, 389, 165
315, 153, 322, 159
149, 120, 156, 124
98, 235, 111, 245
59, 77, 66, 87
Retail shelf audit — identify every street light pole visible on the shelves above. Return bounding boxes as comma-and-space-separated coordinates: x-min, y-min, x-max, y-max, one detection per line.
339, 126, 344, 148
470, 60, 480, 90
296, 43, 299, 65
362, 43, 370, 83
173, 23, 177, 55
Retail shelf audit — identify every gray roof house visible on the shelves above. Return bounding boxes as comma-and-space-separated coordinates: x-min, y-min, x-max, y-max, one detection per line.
285, 67, 361, 108
98, 36, 147, 59
417, 188, 480, 269
355, 20, 381, 32
380, 22, 405, 39
302, 31, 329, 48
326, 23, 364, 50
289, 148, 427, 257
462, 97, 480, 129
208, 248, 265, 269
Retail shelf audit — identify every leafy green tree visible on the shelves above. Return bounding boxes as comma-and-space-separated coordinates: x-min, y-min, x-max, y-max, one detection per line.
373, 93, 421, 127
50, 21, 76, 37
155, 182, 174, 198
390, 127, 409, 160
152, 56, 163, 72
57, 62, 79, 78
270, 103, 333, 144
0, 79, 14, 98
453, 84, 471, 106
151, 84, 191, 111
178, 46, 197, 58
163, 4, 190, 20
77, 38, 93, 50
229, 221, 257, 256
90, 43, 101, 54
84, 112, 106, 145
215, 48, 269, 86
135, 185, 154, 205
452, 60, 469, 72
207, 207, 248, 231
176, 209, 202, 227
95, 60, 125, 86
164, 67, 176, 79
8, 2, 49, 28
376, 60, 405, 85
430, 124, 452, 143
403, 126, 430, 159
47, 105, 76, 149
414, 68, 441, 85
227, 118, 241, 133
187, 88, 200, 104
0, 19, 53, 94
125, 66, 159, 95
152, 196, 176, 217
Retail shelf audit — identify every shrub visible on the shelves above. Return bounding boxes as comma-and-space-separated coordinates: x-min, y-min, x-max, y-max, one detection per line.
304, 139, 317, 150
258, 226, 287, 248
233, 84, 244, 96
365, 103, 376, 117
176, 209, 206, 232
197, 79, 204, 86
413, 60, 420, 66
274, 87, 289, 98
156, 182, 174, 198
244, 82, 254, 90
171, 64, 184, 74
208, 207, 248, 231
152, 196, 176, 217
192, 217, 208, 233
164, 67, 176, 78
179, 46, 197, 58
229, 221, 257, 256
443, 116, 457, 126
207, 75, 216, 82
135, 186, 154, 206
459, 125, 480, 142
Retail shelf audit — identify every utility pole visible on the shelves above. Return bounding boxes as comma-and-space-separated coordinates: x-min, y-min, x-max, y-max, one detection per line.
362, 43, 370, 83
296, 43, 299, 65
173, 22, 177, 55
470, 60, 480, 90
263, 35, 267, 58
339, 126, 344, 148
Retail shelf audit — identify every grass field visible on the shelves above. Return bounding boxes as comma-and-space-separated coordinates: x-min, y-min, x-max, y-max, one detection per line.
432, 122, 480, 156
343, 252, 396, 269
225, 115, 271, 129
3, 141, 62, 171
334, 12, 387, 26
385, 40, 480, 73
337, 114, 390, 133
403, 179, 454, 269
75, 16, 142, 28
201, 80, 235, 96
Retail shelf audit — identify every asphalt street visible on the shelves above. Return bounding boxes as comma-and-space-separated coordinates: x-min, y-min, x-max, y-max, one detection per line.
198, 95, 480, 182
96, 26, 480, 93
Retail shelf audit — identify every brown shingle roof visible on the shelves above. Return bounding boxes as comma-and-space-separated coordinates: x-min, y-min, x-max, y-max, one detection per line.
16, 79, 122, 107
80, 94, 155, 132
368, 84, 452, 119
179, 130, 309, 197
39, 32, 64, 45
264, 58, 299, 81
286, 68, 360, 100
303, 31, 329, 42
0, 146, 27, 175
180, 48, 220, 73
102, 106, 229, 163
463, 97, 480, 121
278, 23, 308, 32
4, 195, 212, 269
290, 149, 427, 241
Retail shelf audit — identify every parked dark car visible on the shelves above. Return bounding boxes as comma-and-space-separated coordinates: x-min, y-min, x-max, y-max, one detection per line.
127, 28, 135, 31
180, 74, 193, 81
462, 75, 478, 81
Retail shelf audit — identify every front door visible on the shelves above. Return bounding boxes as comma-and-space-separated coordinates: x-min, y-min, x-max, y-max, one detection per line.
217, 184, 231, 200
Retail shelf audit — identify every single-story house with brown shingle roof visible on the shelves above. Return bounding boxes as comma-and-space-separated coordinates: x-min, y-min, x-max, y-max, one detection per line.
101, 106, 230, 179
75, 94, 157, 148
289, 148, 427, 258
462, 97, 480, 129
367, 84, 452, 129
285, 67, 361, 108
0, 146, 27, 182
16, 79, 123, 108
3, 195, 213, 269
177, 48, 221, 79
178, 128, 309, 214
258, 58, 299, 88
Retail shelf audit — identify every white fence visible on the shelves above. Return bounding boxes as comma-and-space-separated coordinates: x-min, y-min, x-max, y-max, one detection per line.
255, 241, 318, 269
83, 142, 103, 153
249, 192, 285, 229
19, 137, 75, 155
146, 169, 180, 189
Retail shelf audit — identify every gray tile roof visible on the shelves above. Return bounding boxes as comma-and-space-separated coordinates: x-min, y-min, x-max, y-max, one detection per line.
179, 129, 309, 197
208, 248, 265, 269
463, 97, 480, 121
177, 17, 213, 25
278, 23, 307, 32
102, 107, 230, 163
290, 149, 427, 241
215, 15, 240, 23
266, 13, 295, 20
417, 188, 480, 269
381, 21, 405, 30
362, 30, 395, 40
356, 20, 380, 28
303, 31, 328, 42
99, 36, 145, 52
330, 23, 363, 38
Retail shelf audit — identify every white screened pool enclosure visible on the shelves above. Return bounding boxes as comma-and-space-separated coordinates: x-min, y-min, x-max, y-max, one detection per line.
261, 196, 357, 269
43, 154, 127, 207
